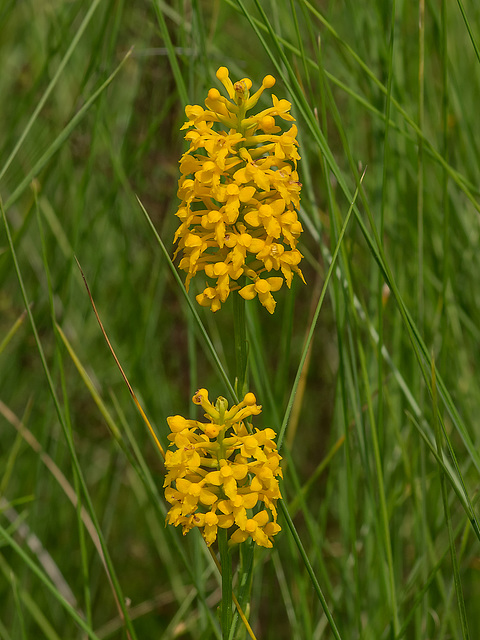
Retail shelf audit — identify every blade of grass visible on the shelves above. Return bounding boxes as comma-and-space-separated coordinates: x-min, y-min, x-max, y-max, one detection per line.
0, 499, 78, 613
278, 170, 363, 450
431, 358, 470, 639
456, 0, 480, 64
152, 0, 188, 106
279, 500, 342, 640
11, 565, 27, 640
57, 312, 239, 638
0, 523, 101, 640
73, 257, 166, 458
229, 0, 480, 212
3, 48, 132, 212
271, 172, 363, 640
357, 339, 399, 634
395, 513, 470, 639
0, 195, 138, 640
0, 400, 106, 563
136, 195, 237, 402
34, 185, 94, 630
0, 0, 103, 182
0, 307, 28, 356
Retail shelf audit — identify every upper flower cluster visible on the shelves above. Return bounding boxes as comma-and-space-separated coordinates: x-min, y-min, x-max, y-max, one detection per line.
164, 389, 282, 548
174, 66, 305, 314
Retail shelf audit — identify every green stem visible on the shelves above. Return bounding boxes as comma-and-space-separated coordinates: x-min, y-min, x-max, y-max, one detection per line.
229, 289, 252, 639
233, 289, 248, 398
229, 540, 255, 640
218, 528, 233, 638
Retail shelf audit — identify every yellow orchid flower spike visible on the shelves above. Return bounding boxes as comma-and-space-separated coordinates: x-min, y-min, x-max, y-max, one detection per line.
164, 390, 282, 548
173, 66, 305, 314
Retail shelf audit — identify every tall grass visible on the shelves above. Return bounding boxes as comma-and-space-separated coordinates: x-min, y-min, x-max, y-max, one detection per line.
1, 1, 480, 638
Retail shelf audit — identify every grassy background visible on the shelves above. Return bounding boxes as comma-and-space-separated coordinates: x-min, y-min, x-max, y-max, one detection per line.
1, 1, 480, 638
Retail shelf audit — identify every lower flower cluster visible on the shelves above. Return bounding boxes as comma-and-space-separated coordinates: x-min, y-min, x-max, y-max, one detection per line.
164, 389, 282, 548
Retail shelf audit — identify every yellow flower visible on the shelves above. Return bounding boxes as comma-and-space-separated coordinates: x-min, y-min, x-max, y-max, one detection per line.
164, 389, 282, 548
239, 276, 283, 314
174, 67, 305, 313
229, 510, 281, 547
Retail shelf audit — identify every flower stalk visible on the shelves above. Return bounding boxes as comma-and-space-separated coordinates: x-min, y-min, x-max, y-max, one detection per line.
218, 527, 233, 637
233, 281, 248, 399
228, 279, 248, 638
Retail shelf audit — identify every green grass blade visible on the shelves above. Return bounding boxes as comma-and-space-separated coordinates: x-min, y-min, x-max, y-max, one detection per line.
136, 195, 237, 401
0, 0, 103, 182
0, 525, 99, 639
3, 48, 132, 212
277, 173, 361, 450
0, 196, 138, 640
431, 360, 470, 639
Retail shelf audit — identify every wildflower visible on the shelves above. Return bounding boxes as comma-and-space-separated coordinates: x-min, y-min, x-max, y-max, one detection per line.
164, 389, 282, 548
174, 67, 305, 313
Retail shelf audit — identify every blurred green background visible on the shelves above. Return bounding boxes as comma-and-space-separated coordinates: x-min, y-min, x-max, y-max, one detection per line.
1, 1, 480, 638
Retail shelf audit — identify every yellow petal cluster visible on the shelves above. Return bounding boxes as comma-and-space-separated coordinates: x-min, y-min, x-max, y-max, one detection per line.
174, 66, 305, 314
164, 389, 282, 548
